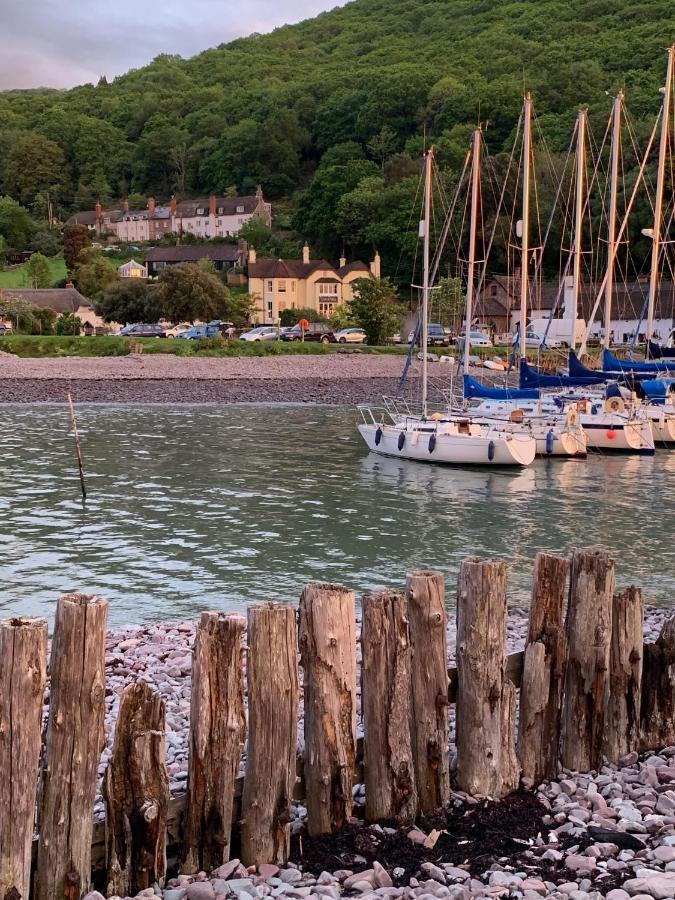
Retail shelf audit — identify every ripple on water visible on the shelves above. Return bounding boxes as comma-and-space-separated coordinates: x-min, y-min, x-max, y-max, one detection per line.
0, 403, 673, 625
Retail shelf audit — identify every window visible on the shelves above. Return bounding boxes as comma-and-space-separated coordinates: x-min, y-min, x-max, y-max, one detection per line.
267, 280, 273, 292
319, 283, 338, 296
490, 284, 498, 297
267, 301, 273, 317
218, 207, 224, 214
197, 207, 205, 215
278, 280, 286, 292
291, 281, 296, 293
319, 301, 336, 316
236, 205, 245, 213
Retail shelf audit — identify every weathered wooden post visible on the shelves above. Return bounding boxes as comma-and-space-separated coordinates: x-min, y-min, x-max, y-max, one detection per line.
182, 612, 246, 873
103, 682, 169, 896
361, 588, 417, 824
640, 615, 675, 751
36, 593, 108, 900
0, 617, 48, 900
241, 603, 299, 867
604, 587, 643, 762
456, 559, 519, 797
299, 583, 356, 836
560, 549, 615, 772
406, 571, 449, 812
518, 552, 569, 782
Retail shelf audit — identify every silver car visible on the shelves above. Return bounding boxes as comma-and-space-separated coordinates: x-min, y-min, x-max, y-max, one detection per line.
239, 326, 280, 342
335, 327, 367, 344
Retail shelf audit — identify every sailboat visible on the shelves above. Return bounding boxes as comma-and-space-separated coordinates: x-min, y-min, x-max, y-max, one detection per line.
357, 148, 537, 467
453, 104, 587, 458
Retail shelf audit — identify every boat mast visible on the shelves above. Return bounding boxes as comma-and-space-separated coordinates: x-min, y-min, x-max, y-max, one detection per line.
570, 109, 587, 352
421, 146, 434, 416
464, 129, 481, 375
604, 91, 623, 350
646, 45, 674, 344
519, 93, 532, 360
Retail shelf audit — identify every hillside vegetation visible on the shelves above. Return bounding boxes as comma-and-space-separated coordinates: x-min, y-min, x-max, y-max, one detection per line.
0, 0, 671, 282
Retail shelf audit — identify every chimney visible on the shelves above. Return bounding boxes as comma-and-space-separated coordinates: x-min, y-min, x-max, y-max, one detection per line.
148, 197, 156, 216
66, 281, 75, 289
123, 198, 129, 212
303, 242, 310, 264
209, 194, 217, 216
339, 254, 346, 268
170, 195, 177, 217
370, 250, 381, 278
256, 184, 263, 202
249, 246, 257, 265
95, 201, 102, 220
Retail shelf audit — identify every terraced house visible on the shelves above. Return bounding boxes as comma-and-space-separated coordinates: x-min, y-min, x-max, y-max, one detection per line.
66, 187, 271, 242
247, 245, 380, 324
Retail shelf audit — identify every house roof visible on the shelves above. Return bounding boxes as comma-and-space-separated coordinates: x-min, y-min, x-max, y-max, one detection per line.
337, 261, 369, 277
0, 287, 91, 313
146, 244, 242, 263
175, 195, 260, 218
119, 259, 147, 270
248, 259, 333, 278
65, 211, 99, 226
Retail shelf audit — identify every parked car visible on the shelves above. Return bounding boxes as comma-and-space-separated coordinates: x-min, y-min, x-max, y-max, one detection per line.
281, 323, 336, 343
208, 320, 236, 337
455, 330, 493, 349
406, 323, 449, 346
334, 327, 367, 344
120, 324, 166, 338
239, 326, 280, 342
164, 323, 191, 338
176, 324, 222, 340
0, 323, 13, 335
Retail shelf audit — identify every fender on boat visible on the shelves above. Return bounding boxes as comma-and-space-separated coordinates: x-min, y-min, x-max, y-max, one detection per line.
375, 427, 383, 446
397, 432, 405, 451
488, 440, 495, 462
428, 434, 436, 453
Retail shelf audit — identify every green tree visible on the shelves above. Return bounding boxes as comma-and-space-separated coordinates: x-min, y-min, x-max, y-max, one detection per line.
62, 224, 91, 271
0, 297, 35, 332
226, 291, 257, 326
431, 276, 466, 327
30, 229, 61, 257
25, 252, 53, 288
328, 303, 357, 330
3, 134, 67, 207
158, 263, 231, 322
347, 276, 402, 345
0, 235, 6, 266
279, 306, 325, 327
30, 306, 58, 334
0, 196, 34, 249
55, 312, 82, 335
72, 250, 119, 299
96, 280, 163, 324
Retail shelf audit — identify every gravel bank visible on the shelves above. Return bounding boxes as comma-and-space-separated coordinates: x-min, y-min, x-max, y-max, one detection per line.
0, 354, 416, 404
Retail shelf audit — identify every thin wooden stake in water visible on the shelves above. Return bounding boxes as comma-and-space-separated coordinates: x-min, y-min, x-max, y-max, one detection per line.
67, 392, 87, 500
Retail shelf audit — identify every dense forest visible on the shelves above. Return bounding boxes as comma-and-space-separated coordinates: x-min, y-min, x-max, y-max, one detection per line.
0, 0, 672, 286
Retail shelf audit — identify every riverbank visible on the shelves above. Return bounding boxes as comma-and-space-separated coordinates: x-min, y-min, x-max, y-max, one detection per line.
0, 353, 418, 403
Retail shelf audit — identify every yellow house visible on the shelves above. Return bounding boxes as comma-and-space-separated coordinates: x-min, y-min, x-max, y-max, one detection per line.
247, 244, 381, 324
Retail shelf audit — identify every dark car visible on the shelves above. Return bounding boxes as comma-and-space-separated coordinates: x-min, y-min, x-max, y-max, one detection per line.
120, 324, 166, 338
406, 323, 450, 347
281, 322, 336, 344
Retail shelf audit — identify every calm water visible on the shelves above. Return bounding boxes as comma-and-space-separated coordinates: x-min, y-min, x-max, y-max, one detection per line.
1, 404, 673, 626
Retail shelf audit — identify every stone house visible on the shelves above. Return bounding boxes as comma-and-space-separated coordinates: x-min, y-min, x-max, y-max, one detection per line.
247, 245, 379, 324
145, 242, 247, 277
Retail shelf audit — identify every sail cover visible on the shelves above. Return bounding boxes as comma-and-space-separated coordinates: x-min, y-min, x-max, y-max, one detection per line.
603, 349, 675, 374
568, 351, 610, 381
463, 375, 539, 400
520, 359, 605, 389
647, 340, 675, 360
640, 379, 672, 404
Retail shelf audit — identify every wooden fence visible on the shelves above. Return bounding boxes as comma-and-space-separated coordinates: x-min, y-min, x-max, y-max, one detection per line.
1, 549, 674, 900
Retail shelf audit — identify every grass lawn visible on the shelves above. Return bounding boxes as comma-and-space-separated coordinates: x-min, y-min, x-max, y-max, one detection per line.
0, 255, 67, 288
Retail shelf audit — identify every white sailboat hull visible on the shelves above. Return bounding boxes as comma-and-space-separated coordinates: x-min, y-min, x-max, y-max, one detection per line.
463, 402, 587, 458
358, 423, 536, 467
580, 414, 655, 454
646, 408, 675, 445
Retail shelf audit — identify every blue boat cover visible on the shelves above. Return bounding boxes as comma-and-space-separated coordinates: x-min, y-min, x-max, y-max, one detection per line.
463, 375, 539, 400
641, 380, 670, 404
603, 349, 675, 374
568, 351, 610, 382
647, 340, 675, 360
520, 359, 605, 389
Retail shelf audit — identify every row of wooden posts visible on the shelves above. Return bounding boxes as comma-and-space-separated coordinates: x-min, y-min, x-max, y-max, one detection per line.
1, 549, 674, 900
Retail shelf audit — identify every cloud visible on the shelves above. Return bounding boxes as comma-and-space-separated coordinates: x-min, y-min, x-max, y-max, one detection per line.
0, 0, 343, 90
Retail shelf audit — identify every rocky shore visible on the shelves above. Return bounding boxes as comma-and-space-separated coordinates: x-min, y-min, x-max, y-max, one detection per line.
0, 354, 412, 404
89, 608, 675, 900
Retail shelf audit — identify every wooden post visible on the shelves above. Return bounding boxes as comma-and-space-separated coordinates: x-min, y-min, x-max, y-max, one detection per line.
182, 613, 246, 874
518, 553, 569, 782
604, 587, 643, 762
36, 593, 108, 900
103, 682, 169, 896
456, 559, 519, 797
0, 618, 48, 900
640, 615, 675, 752
299, 583, 356, 836
67, 393, 87, 501
406, 571, 449, 811
560, 549, 615, 772
361, 589, 417, 824
241, 604, 299, 867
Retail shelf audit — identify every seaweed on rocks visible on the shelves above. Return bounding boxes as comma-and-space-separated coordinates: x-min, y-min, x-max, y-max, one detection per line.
289, 789, 547, 882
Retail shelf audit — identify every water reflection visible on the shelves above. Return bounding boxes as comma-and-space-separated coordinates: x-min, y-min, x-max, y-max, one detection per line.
0, 403, 673, 625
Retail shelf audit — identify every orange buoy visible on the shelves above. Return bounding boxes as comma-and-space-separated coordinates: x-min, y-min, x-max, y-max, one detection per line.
606, 429, 617, 439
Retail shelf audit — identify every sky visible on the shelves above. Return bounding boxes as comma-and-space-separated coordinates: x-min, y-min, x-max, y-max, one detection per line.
0, 0, 344, 90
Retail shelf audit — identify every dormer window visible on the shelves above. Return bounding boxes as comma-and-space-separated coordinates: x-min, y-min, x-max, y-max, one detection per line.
197, 207, 205, 215
218, 207, 224, 214
236, 205, 245, 213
